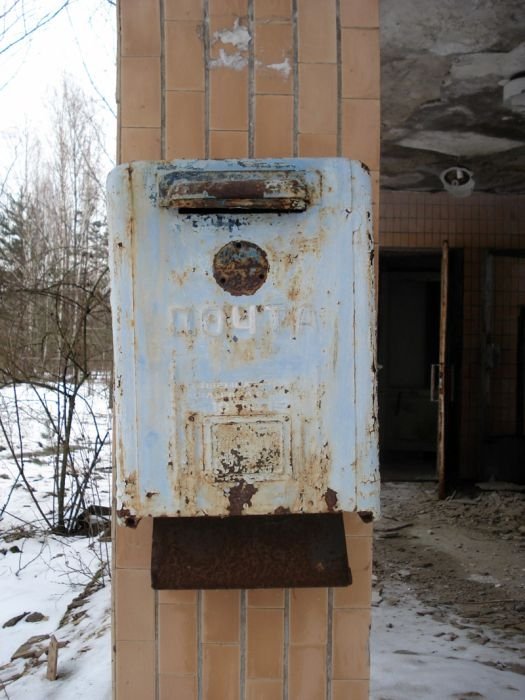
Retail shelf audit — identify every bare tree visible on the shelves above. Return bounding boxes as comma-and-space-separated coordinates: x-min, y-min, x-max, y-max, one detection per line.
0, 1, 70, 56
0, 0, 116, 57
0, 78, 112, 534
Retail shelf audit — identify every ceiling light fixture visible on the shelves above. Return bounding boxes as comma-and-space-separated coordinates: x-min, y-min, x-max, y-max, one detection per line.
440, 166, 474, 198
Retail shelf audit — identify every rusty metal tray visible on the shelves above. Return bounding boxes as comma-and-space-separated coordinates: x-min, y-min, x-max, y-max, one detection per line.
151, 512, 351, 589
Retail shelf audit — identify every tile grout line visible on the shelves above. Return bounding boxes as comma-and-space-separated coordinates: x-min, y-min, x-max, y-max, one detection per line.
283, 589, 290, 700
160, 0, 166, 159
115, 0, 122, 164
248, 0, 255, 158
154, 589, 160, 700
326, 587, 334, 700
203, 0, 210, 159
335, 0, 342, 156
240, 590, 246, 699
292, 0, 299, 157
197, 590, 203, 700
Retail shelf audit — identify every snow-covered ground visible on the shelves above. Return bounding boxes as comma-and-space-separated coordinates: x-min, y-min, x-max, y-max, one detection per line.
0, 379, 112, 699
1, 382, 524, 698
371, 586, 525, 699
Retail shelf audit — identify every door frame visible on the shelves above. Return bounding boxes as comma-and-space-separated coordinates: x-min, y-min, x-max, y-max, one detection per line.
378, 247, 464, 489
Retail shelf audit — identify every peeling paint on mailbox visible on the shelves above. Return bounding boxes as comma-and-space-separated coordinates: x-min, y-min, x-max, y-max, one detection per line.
107, 159, 379, 523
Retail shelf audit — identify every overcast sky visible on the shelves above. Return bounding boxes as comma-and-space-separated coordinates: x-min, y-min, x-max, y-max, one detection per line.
0, 0, 116, 176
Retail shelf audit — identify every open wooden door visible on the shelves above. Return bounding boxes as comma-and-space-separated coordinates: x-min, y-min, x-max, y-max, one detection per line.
437, 241, 449, 498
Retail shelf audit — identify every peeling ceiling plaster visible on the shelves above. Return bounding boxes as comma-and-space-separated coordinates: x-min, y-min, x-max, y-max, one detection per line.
380, 0, 525, 193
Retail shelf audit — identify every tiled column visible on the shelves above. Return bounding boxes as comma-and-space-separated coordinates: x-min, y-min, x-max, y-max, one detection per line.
209, 0, 250, 157
164, 0, 206, 158
114, 1, 380, 698
253, 0, 294, 157
119, 0, 162, 160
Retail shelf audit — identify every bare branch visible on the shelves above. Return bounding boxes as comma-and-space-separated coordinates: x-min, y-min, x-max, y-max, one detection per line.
0, 1, 70, 56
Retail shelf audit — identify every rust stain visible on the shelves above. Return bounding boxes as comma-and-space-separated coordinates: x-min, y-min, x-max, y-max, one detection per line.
227, 480, 258, 516
158, 171, 309, 211
324, 488, 338, 512
116, 507, 140, 528
213, 240, 269, 296
357, 510, 374, 523
211, 418, 283, 481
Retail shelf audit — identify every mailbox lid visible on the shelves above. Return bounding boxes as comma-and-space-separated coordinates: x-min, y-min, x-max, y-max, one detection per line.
108, 158, 379, 522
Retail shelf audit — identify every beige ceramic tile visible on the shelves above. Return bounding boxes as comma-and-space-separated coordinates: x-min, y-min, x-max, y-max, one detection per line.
298, 63, 337, 134
165, 91, 206, 158
120, 0, 161, 56
254, 0, 292, 21
209, 16, 249, 62
209, 130, 249, 158
115, 518, 153, 569
115, 568, 155, 641
209, 0, 248, 17
334, 536, 373, 608
297, 0, 336, 63
210, 68, 249, 131
246, 679, 284, 700
254, 94, 293, 157
159, 674, 197, 700
120, 57, 161, 128
115, 640, 155, 700
289, 588, 328, 645
332, 679, 370, 700
165, 0, 204, 20
342, 98, 380, 171
202, 644, 240, 700
343, 511, 374, 537
298, 133, 338, 157
247, 608, 284, 679
255, 22, 293, 95
203, 590, 240, 643
165, 21, 205, 91
158, 589, 197, 605
120, 128, 161, 162
342, 28, 380, 99
340, 0, 379, 27
247, 589, 285, 608
333, 608, 371, 680
288, 645, 326, 700
158, 603, 198, 675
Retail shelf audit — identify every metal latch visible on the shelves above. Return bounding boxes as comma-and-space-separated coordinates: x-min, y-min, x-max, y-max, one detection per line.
158, 170, 310, 211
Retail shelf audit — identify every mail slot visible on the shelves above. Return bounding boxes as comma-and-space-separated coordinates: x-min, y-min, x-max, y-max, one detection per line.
107, 158, 379, 587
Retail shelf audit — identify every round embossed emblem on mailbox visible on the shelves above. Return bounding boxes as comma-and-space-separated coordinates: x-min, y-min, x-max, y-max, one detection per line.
213, 240, 269, 296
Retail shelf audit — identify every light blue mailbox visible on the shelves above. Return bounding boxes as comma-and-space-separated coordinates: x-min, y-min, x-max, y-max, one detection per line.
107, 158, 379, 524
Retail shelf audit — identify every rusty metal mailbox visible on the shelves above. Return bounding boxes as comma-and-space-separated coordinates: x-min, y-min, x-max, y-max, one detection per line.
107, 158, 379, 588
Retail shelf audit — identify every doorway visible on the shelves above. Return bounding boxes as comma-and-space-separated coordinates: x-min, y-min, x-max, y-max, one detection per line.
378, 249, 463, 484
481, 251, 525, 482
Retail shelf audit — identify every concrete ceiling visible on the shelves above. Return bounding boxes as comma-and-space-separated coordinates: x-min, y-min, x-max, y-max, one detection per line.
380, 0, 525, 193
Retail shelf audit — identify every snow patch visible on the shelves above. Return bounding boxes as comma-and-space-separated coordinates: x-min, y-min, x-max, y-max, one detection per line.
266, 57, 291, 78
210, 48, 248, 71
210, 19, 250, 70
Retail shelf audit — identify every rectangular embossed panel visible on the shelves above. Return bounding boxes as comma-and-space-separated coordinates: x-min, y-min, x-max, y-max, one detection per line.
107, 158, 379, 521
203, 415, 291, 482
